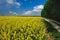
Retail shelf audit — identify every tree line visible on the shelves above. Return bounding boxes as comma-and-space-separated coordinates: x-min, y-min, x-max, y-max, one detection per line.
41, 0, 60, 22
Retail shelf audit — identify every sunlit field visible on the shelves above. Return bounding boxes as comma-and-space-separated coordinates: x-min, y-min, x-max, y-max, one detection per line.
0, 16, 46, 40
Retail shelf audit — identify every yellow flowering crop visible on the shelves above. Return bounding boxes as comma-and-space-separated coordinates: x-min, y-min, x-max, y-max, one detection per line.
0, 16, 46, 40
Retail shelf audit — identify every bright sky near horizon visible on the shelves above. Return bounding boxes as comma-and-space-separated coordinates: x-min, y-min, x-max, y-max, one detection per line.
0, 0, 47, 16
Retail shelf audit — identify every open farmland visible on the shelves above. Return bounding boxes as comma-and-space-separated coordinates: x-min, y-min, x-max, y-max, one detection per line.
0, 16, 46, 40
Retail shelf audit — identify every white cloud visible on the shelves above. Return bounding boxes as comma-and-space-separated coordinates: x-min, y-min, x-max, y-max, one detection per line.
34, 5, 44, 9
13, 12, 18, 15
23, 5, 44, 15
23, 11, 32, 15
9, 11, 18, 15
7, 0, 14, 4
33, 5, 44, 12
6, 0, 21, 7
9, 11, 12, 13
15, 2, 21, 7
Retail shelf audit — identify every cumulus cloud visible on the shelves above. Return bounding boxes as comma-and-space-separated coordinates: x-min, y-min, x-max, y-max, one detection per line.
9, 11, 18, 15
23, 5, 44, 15
33, 5, 44, 12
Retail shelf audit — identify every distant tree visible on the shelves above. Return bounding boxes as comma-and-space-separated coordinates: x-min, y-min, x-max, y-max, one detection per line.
41, 0, 60, 22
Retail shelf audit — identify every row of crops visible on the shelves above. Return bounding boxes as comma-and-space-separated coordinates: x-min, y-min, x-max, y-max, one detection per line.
0, 16, 46, 40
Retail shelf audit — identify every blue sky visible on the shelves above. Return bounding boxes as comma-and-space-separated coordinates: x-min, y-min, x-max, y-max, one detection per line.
0, 0, 47, 16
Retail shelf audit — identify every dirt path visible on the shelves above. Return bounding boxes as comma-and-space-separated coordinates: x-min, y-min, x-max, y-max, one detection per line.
46, 33, 54, 40
42, 18, 60, 40
44, 18, 60, 32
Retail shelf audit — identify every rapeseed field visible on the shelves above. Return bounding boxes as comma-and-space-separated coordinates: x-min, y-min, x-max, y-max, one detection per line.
0, 16, 46, 40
